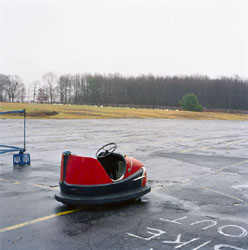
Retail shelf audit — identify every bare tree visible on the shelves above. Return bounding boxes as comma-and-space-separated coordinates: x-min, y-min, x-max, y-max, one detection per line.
30, 80, 40, 102
37, 87, 49, 103
6, 75, 23, 102
0, 74, 10, 101
18, 83, 26, 102
42, 72, 57, 103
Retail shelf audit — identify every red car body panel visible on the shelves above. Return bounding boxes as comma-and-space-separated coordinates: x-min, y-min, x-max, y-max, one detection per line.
60, 154, 146, 185
124, 156, 143, 178
61, 155, 112, 185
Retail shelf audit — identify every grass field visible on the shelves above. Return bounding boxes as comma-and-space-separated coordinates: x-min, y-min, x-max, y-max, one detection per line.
0, 102, 247, 120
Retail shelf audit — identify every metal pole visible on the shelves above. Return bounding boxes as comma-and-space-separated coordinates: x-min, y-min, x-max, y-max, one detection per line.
24, 109, 26, 152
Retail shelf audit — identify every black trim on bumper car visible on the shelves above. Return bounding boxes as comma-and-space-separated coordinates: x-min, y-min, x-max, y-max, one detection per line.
55, 185, 151, 205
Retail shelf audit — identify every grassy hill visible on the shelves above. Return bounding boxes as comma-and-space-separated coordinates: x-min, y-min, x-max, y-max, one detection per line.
0, 102, 247, 120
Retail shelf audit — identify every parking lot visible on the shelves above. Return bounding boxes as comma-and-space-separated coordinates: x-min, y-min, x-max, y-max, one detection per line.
0, 119, 248, 249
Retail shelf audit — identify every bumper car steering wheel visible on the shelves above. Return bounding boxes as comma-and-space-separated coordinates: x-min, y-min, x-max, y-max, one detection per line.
96, 143, 117, 159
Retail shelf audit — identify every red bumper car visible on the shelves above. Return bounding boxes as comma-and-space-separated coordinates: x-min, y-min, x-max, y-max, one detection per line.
55, 143, 151, 205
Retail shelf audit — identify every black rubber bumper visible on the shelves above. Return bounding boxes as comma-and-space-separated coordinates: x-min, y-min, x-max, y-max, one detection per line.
55, 185, 151, 205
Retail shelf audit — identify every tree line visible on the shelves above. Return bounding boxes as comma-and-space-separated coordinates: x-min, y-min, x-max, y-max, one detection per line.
1, 72, 247, 110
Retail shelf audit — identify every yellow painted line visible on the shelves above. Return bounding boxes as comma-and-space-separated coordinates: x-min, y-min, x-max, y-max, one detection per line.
224, 139, 246, 146
0, 178, 8, 182
182, 160, 248, 183
0, 178, 59, 190
213, 160, 248, 173
199, 186, 244, 203
29, 183, 59, 190
149, 160, 248, 192
0, 208, 82, 233
180, 139, 246, 154
180, 146, 208, 153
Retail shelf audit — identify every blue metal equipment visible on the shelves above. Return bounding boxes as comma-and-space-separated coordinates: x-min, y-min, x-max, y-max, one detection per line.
0, 109, 31, 166
13, 152, 31, 166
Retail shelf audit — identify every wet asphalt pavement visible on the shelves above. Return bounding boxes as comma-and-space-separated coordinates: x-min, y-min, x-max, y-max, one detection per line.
0, 119, 248, 250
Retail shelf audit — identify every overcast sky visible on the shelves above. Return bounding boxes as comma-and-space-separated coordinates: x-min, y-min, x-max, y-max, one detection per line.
1, 0, 248, 85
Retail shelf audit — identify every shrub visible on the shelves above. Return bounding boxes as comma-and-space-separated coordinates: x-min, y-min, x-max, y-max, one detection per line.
179, 93, 203, 111
28, 110, 58, 117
